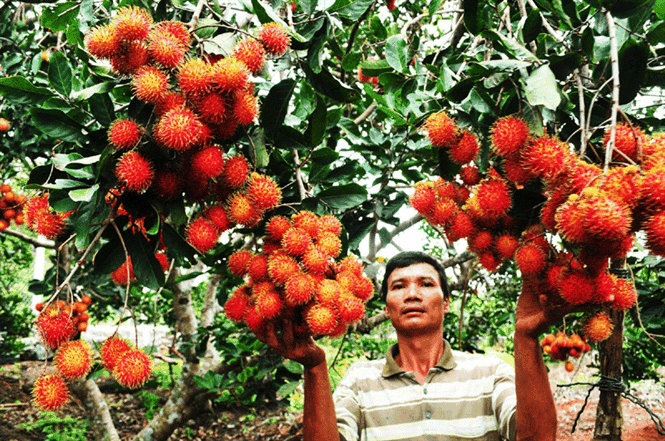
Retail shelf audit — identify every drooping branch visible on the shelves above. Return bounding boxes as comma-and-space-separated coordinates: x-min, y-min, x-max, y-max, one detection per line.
0, 228, 56, 248
604, 10, 620, 173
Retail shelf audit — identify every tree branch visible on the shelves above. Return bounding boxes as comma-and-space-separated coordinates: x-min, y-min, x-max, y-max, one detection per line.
354, 103, 377, 125
367, 214, 423, 261
0, 228, 56, 248
441, 250, 474, 268
604, 10, 620, 173
291, 149, 308, 201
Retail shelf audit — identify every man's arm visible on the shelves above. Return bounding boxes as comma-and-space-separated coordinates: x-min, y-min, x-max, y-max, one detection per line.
255, 319, 341, 441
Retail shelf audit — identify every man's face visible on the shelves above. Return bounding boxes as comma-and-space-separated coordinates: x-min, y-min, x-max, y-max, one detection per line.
384, 262, 450, 337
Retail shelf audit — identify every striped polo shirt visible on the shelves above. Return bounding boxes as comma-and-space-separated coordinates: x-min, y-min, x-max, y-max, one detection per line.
333, 340, 517, 441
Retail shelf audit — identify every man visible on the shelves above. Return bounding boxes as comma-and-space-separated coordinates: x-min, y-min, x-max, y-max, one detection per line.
257, 251, 565, 441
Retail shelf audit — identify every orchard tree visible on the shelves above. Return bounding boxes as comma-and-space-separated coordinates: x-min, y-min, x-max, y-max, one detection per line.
1, 0, 665, 440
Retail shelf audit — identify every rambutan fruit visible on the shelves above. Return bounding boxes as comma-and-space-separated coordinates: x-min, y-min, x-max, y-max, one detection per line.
224, 286, 250, 322
32, 211, 66, 239
410, 183, 436, 215
108, 118, 141, 150
490, 116, 530, 158
515, 244, 547, 277
611, 278, 637, 311
338, 293, 365, 324
248, 254, 270, 282
156, 21, 190, 47
353, 276, 374, 301
593, 272, 616, 303
445, 211, 474, 242
555, 196, 588, 244
177, 58, 214, 95
433, 178, 456, 200
319, 214, 342, 236
222, 155, 250, 188
266, 216, 291, 241
503, 157, 534, 185
155, 251, 169, 273
214, 57, 250, 92
281, 227, 312, 256
244, 303, 266, 334
449, 131, 479, 164
214, 118, 239, 140
154, 91, 187, 116
204, 204, 233, 232
186, 217, 220, 253
113, 349, 153, 389
426, 198, 458, 226
302, 246, 329, 274
424, 110, 458, 148
316, 279, 342, 305
228, 250, 254, 277
151, 168, 183, 200
521, 136, 572, 183
599, 165, 641, 209
233, 38, 266, 75
148, 28, 185, 69
262, 239, 281, 255
131, 66, 168, 103
195, 92, 228, 123
111, 6, 152, 42
339, 256, 364, 276
285, 272, 315, 306
232, 90, 259, 125
316, 232, 342, 258
495, 234, 519, 260
154, 108, 204, 151
292, 211, 320, 238
583, 312, 613, 342
55, 341, 92, 380
256, 290, 283, 319
460, 165, 481, 186
32, 374, 69, 411
23, 194, 50, 229
639, 166, 665, 210
115, 151, 154, 192
604, 123, 645, 162
37, 306, 74, 349
247, 174, 281, 211
645, 211, 665, 256
258, 22, 291, 56
191, 145, 225, 179
226, 192, 260, 226
110, 41, 149, 76
268, 254, 300, 285
85, 24, 120, 59
469, 230, 493, 253
558, 269, 595, 305
252, 280, 276, 298
454, 184, 471, 205
474, 179, 512, 220
545, 264, 565, 293
582, 193, 631, 241
306, 303, 339, 335
540, 190, 568, 232
478, 251, 501, 272
336, 272, 356, 292
111, 259, 135, 285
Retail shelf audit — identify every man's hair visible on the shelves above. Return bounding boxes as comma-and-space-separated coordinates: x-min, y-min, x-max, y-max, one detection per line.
380, 251, 449, 300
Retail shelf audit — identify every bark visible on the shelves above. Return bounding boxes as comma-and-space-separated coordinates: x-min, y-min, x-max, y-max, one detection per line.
593, 307, 624, 441
70, 379, 121, 441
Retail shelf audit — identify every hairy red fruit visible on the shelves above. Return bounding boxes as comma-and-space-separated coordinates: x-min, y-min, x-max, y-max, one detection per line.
316, 279, 343, 305
266, 216, 292, 241
85, 24, 120, 59
285, 272, 316, 306
599, 165, 641, 210
449, 131, 479, 164
604, 122, 645, 162
156, 21, 190, 47
474, 179, 512, 220
154, 91, 186, 116
154, 108, 204, 151
151, 168, 183, 200
214, 57, 250, 92
234, 38, 266, 74
32, 211, 66, 239
339, 256, 363, 276
37, 306, 74, 349
268, 254, 300, 285
148, 28, 186, 68
232, 90, 259, 125
445, 211, 474, 242
262, 239, 281, 256
353, 276, 374, 301
114, 349, 153, 389
248, 254, 270, 282
319, 214, 342, 236
224, 287, 250, 322
191, 146, 225, 179
226, 192, 261, 226
640, 166, 665, 210
177, 58, 214, 95
316, 232, 342, 258
478, 252, 501, 272
111, 6, 152, 42
555, 195, 588, 244
592, 272, 616, 303
495, 235, 519, 260
469, 230, 493, 253
410, 183, 435, 215
32, 374, 69, 411
186, 217, 219, 253
195, 92, 228, 123
521, 136, 572, 183
338, 294, 365, 324
503, 157, 534, 185
115, 151, 154, 192
583, 313, 613, 342
55, 341, 92, 380
559, 270, 595, 305
108, 118, 141, 150
214, 118, 239, 140
228, 250, 254, 277
424, 111, 458, 148
292, 211, 320, 238
258, 23, 291, 56
132, 66, 167, 103
282, 227, 312, 256
302, 246, 329, 274
459, 165, 481, 186
110, 41, 149, 76
155, 251, 169, 273
256, 290, 283, 319
111, 259, 135, 285
583, 193, 631, 241
223, 155, 250, 188
612, 278, 637, 311
540, 190, 568, 232
204, 204, 233, 232
245, 174, 281, 211
244, 304, 266, 334
426, 199, 458, 226
490, 116, 530, 157
515, 244, 547, 277
306, 303, 339, 335
646, 211, 665, 256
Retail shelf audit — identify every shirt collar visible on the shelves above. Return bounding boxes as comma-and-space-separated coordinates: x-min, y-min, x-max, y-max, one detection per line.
381, 338, 457, 378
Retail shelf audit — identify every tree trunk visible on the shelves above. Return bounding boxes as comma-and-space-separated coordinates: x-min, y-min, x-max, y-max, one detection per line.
70, 379, 121, 441
593, 308, 624, 440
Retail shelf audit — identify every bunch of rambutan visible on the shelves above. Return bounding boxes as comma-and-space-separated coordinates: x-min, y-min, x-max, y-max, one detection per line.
224, 211, 372, 338
23, 193, 72, 239
540, 332, 590, 362
100, 336, 154, 388
0, 183, 27, 231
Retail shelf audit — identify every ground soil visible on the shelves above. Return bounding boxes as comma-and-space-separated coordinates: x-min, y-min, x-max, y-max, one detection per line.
1, 361, 663, 440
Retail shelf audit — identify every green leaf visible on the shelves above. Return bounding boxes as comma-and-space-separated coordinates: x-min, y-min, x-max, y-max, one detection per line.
331, 0, 373, 20
385, 35, 408, 73
300, 0, 317, 14
201, 33, 236, 56
464, 0, 481, 34
73, 197, 95, 249
429, 0, 443, 18
89, 93, 116, 127
304, 95, 327, 147
656, 0, 665, 18
476, 60, 532, 72
69, 184, 98, 202
194, 18, 218, 38
41, 2, 79, 32
370, 16, 388, 40
524, 65, 561, 110
125, 232, 164, 290
261, 79, 296, 141
647, 21, 665, 44
481, 30, 537, 60
342, 52, 362, 72
358, 59, 392, 77
72, 82, 114, 101
30, 108, 86, 143
162, 223, 198, 265
522, 9, 542, 43
317, 184, 367, 209
618, 39, 648, 104
248, 128, 270, 168
42, 98, 72, 111
276, 381, 300, 400
301, 64, 358, 103
94, 237, 124, 276
0, 76, 53, 105
282, 359, 304, 374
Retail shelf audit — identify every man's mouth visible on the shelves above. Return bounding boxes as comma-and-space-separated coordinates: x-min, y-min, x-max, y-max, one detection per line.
401, 305, 426, 314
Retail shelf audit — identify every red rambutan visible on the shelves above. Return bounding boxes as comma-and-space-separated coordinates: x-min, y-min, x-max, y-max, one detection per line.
645, 211, 665, 256
85, 24, 120, 59
232, 90, 259, 125
521, 136, 572, 183
154, 91, 187, 116
148, 28, 186, 69
302, 246, 329, 274
338, 294, 365, 324
582, 193, 631, 241
177, 58, 214, 95
495, 234, 519, 260
32, 211, 66, 239
186, 217, 220, 253
248, 254, 270, 282
55, 341, 92, 380
244, 303, 266, 334
445, 211, 474, 242
426, 199, 458, 226
204, 204, 233, 232
316, 279, 342, 305
154, 108, 204, 151
281, 227, 312, 256
319, 214, 342, 236
639, 166, 665, 210
306, 303, 339, 335
503, 157, 534, 185
292, 211, 320, 238
226, 192, 261, 226
555, 196, 588, 244
559, 269, 595, 305
233, 38, 266, 75
37, 306, 74, 349
111, 6, 152, 42
583, 312, 613, 342
132, 66, 168, 103
266, 216, 292, 241
285, 272, 316, 306
156, 21, 190, 47
258, 23, 291, 56
195, 92, 228, 123
191, 145, 225, 179
469, 230, 493, 253
228, 250, 254, 277
515, 244, 547, 277
449, 131, 479, 164
490, 116, 530, 157
316, 232, 342, 258
459, 165, 481, 186
474, 179, 512, 220
592, 272, 616, 303
478, 252, 501, 272
353, 276, 374, 301
339, 256, 364, 276
247, 174, 281, 211
108, 118, 141, 150
115, 151, 154, 192
113, 349, 153, 389
151, 168, 183, 200
424, 110, 458, 148
111, 259, 135, 285
604, 123, 645, 162
110, 41, 149, 76
256, 290, 283, 319
268, 254, 300, 285
611, 278, 637, 311
222, 155, 250, 188
214, 57, 250, 92
224, 286, 250, 322
32, 374, 69, 411
410, 183, 436, 215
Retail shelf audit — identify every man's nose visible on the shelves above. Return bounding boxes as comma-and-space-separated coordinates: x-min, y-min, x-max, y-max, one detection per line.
405, 283, 421, 300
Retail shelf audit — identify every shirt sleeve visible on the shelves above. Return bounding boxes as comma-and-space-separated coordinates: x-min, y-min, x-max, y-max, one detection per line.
333, 363, 362, 441
492, 359, 517, 441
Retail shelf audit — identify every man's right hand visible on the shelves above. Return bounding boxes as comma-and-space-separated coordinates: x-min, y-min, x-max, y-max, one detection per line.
255, 318, 326, 369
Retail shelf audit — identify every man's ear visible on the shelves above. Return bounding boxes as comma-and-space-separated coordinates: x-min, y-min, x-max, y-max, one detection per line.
443, 297, 450, 314
384, 304, 390, 319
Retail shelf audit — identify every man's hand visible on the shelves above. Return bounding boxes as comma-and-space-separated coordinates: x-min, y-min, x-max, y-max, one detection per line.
255, 319, 326, 369
515, 279, 583, 338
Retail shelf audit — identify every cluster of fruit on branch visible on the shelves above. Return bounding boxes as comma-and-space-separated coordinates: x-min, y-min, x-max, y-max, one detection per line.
540, 332, 591, 372
0, 183, 26, 231
224, 211, 375, 337
410, 111, 654, 360
36, 297, 92, 334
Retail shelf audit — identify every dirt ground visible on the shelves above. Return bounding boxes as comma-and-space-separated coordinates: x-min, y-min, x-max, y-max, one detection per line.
1, 361, 663, 440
